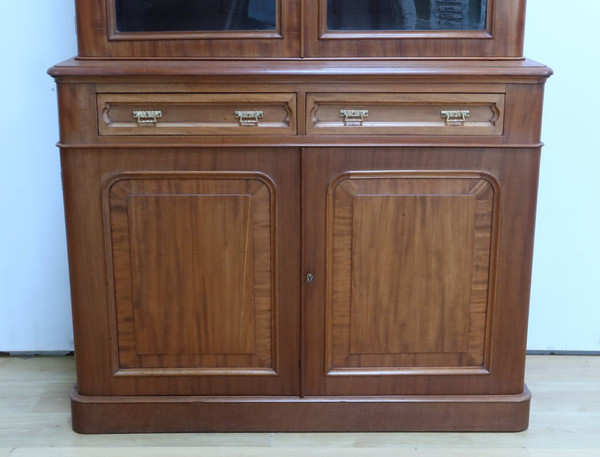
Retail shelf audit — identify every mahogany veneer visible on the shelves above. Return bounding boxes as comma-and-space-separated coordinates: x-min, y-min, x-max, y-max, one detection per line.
51, 0, 550, 433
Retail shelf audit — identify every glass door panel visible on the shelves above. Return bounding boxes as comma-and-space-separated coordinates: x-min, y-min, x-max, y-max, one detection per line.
304, 0, 525, 58
76, 0, 298, 58
327, 0, 486, 32
115, 0, 277, 32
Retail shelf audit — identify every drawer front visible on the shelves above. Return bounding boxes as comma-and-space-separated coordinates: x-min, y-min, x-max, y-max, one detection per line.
98, 93, 297, 136
307, 93, 504, 136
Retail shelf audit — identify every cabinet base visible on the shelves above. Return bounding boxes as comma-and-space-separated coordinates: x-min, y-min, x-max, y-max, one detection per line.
71, 386, 531, 433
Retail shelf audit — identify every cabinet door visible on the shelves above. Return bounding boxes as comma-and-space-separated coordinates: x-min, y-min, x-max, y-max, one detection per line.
63, 147, 300, 396
75, 0, 300, 58
302, 147, 538, 396
303, 0, 525, 58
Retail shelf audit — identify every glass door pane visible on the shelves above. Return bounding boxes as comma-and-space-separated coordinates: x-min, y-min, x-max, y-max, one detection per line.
115, 0, 277, 32
327, 0, 486, 31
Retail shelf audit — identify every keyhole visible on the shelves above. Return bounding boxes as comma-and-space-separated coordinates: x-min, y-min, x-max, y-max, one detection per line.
306, 273, 314, 285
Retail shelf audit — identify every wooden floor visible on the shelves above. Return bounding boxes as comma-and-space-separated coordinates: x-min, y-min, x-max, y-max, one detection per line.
0, 355, 598, 457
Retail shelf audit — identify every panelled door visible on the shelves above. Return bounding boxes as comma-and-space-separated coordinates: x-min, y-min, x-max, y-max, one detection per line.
302, 147, 530, 396
65, 147, 301, 396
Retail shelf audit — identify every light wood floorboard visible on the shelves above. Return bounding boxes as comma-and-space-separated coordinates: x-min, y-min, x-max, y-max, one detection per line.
0, 355, 598, 456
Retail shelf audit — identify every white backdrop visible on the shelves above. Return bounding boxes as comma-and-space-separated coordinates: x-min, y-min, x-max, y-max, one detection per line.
0, 0, 598, 352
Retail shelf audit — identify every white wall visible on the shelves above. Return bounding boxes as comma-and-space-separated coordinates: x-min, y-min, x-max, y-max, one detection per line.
0, 1, 77, 351
525, 0, 600, 352
0, 0, 598, 352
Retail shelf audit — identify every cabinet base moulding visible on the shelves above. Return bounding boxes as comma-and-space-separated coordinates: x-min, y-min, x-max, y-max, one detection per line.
70, 385, 531, 433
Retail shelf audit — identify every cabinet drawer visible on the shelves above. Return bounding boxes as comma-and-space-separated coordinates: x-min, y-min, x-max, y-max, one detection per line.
98, 93, 297, 136
306, 93, 504, 136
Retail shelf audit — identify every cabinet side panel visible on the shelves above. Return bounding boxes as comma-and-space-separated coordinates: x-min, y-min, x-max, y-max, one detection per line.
56, 83, 98, 144
503, 84, 546, 144
75, 0, 112, 57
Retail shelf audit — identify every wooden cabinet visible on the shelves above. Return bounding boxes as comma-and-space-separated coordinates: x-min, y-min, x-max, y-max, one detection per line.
50, 0, 550, 433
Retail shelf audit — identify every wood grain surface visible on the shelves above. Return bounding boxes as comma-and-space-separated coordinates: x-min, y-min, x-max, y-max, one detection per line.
51, 59, 548, 430
51, 0, 550, 430
325, 172, 497, 375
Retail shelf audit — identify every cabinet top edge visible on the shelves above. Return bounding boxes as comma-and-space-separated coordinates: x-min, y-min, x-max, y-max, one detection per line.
48, 58, 552, 82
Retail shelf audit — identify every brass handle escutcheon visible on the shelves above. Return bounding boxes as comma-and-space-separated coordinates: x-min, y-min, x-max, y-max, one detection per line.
339, 109, 369, 126
440, 110, 470, 126
132, 110, 162, 125
235, 110, 264, 126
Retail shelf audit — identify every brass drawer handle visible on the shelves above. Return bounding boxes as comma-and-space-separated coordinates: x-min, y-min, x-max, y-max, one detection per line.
235, 110, 264, 126
132, 110, 162, 125
340, 109, 369, 126
441, 110, 470, 126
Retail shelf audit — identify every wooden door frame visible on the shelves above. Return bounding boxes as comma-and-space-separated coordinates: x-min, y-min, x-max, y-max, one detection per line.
302, 0, 526, 58
75, 0, 301, 58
